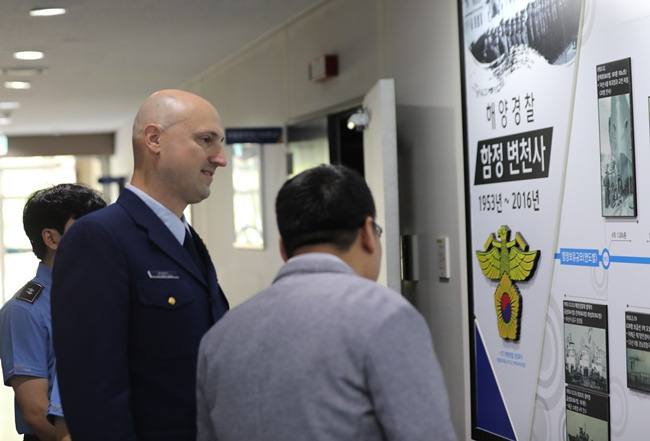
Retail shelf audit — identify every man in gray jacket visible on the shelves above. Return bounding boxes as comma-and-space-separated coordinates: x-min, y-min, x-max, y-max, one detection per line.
197, 164, 456, 441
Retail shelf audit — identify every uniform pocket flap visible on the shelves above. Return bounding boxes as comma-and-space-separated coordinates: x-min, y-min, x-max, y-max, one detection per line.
136, 279, 194, 309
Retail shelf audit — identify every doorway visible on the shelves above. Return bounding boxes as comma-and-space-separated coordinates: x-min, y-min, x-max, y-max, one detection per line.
327, 108, 364, 177
286, 106, 364, 178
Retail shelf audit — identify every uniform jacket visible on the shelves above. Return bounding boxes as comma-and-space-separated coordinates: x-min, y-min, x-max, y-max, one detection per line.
52, 188, 228, 441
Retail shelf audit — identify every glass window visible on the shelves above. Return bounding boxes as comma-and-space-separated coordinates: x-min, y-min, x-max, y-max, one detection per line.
232, 143, 264, 249
0, 156, 77, 305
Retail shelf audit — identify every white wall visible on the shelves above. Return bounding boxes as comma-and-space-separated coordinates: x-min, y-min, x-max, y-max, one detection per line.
383, 1, 469, 438
110, 0, 469, 437
177, 0, 389, 307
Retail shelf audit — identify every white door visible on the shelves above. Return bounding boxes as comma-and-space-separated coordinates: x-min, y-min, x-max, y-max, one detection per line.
363, 79, 400, 292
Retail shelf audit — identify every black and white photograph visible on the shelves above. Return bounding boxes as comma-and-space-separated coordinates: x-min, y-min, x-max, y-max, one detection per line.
625, 311, 650, 392
564, 301, 609, 394
597, 58, 636, 217
566, 386, 610, 441
462, 0, 582, 93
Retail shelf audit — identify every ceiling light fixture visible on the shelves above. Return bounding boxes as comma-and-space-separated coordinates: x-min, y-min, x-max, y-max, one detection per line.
5, 81, 31, 90
0, 118, 12, 125
14, 51, 44, 61
0, 102, 20, 110
29, 7, 67, 17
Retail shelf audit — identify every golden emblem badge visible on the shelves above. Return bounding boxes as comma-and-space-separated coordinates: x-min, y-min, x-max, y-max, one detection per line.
476, 225, 539, 341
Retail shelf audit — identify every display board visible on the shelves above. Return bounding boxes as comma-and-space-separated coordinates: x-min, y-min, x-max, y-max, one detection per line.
459, 1, 650, 439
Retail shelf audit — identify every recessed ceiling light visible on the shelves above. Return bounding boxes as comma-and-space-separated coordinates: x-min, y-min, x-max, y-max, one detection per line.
0, 102, 20, 110
29, 7, 67, 17
14, 51, 44, 61
0, 118, 12, 125
5, 81, 31, 90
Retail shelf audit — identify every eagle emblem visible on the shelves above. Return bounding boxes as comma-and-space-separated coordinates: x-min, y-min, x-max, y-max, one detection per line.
476, 225, 540, 341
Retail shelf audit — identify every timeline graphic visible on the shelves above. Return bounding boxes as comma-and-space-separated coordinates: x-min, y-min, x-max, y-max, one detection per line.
555, 248, 650, 269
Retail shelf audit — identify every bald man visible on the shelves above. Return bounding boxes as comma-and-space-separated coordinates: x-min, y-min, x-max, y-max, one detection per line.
51, 90, 230, 441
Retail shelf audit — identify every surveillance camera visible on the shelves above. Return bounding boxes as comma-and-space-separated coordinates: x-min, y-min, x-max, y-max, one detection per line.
347, 109, 370, 131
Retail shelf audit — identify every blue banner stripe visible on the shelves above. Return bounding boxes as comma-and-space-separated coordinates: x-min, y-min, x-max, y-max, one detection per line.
557, 248, 600, 266
555, 248, 650, 268
610, 255, 650, 264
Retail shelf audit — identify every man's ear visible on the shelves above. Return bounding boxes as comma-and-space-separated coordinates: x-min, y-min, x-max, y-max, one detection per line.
143, 124, 163, 154
360, 217, 377, 255
279, 237, 289, 262
41, 228, 62, 252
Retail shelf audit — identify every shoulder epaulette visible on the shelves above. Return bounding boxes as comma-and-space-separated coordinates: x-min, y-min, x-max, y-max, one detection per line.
16, 282, 44, 304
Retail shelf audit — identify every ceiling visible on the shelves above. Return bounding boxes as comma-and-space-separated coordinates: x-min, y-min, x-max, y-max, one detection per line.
0, 0, 323, 136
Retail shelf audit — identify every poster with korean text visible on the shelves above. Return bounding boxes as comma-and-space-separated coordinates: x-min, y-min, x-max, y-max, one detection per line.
460, 0, 583, 439
462, 1, 650, 440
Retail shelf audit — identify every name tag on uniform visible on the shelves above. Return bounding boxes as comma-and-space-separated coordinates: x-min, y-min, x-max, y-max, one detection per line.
147, 270, 179, 279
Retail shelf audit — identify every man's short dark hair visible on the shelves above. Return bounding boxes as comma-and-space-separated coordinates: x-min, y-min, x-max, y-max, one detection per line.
275, 164, 376, 258
23, 183, 107, 260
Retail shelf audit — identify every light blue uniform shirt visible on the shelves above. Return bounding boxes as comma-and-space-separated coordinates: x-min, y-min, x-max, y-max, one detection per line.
126, 184, 189, 244
0, 263, 55, 435
47, 373, 63, 421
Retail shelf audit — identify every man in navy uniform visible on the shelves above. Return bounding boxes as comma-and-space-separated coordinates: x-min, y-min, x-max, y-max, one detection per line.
0, 184, 106, 441
51, 89, 229, 441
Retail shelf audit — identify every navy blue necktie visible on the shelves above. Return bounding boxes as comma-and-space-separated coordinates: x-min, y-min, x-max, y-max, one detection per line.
183, 229, 206, 277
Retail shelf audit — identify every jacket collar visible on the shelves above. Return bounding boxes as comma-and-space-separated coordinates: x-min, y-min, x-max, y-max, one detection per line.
273, 252, 355, 284
117, 189, 210, 286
